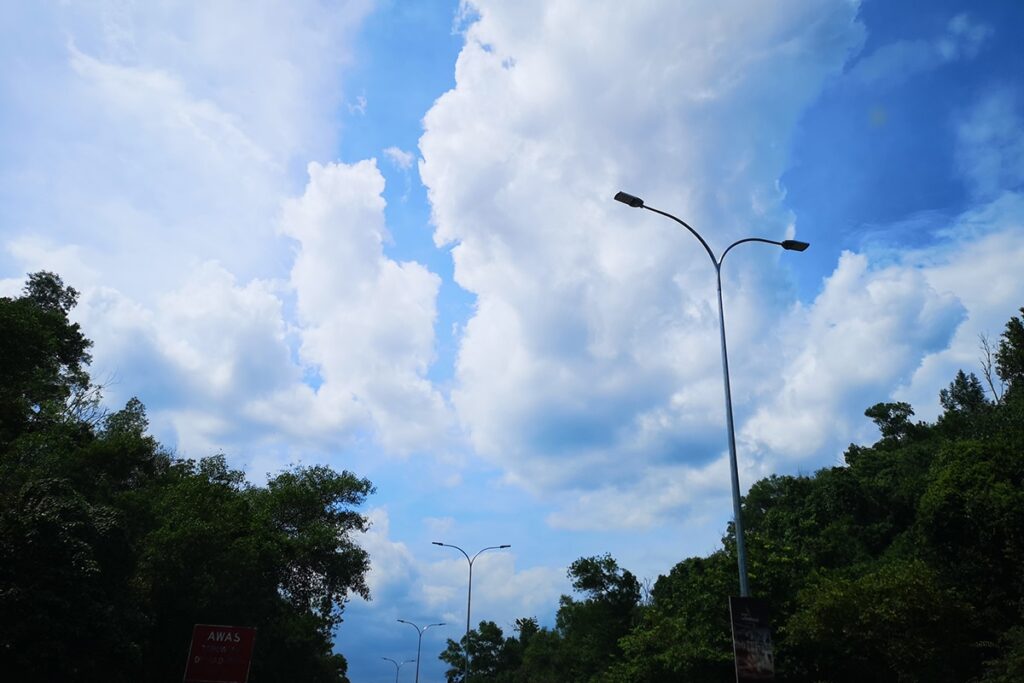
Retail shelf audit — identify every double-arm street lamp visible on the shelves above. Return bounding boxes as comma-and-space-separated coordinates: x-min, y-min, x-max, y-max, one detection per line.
614, 190, 809, 598
433, 542, 511, 680
381, 657, 415, 683
397, 619, 445, 683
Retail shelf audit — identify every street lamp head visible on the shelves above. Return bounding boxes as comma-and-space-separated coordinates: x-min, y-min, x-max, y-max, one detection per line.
781, 239, 810, 252
614, 191, 644, 208
432, 541, 444, 546
499, 544, 511, 548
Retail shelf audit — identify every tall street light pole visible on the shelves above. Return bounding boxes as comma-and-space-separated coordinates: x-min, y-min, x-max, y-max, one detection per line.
433, 542, 511, 681
397, 619, 445, 683
381, 657, 415, 683
614, 190, 809, 598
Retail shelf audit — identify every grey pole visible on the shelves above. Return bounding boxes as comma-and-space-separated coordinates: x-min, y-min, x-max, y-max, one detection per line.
433, 542, 511, 681
715, 264, 750, 598
382, 657, 415, 683
614, 191, 808, 598
397, 620, 445, 683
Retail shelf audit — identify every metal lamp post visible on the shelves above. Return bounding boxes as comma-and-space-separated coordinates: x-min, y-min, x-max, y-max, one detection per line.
381, 657, 415, 683
614, 190, 809, 597
397, 619, 445, 683
432, 542, 511, 681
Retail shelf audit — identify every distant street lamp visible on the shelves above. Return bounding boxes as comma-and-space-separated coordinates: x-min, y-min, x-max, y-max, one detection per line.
614, 190, 809, 598
397, 619, 445, 683
432, 542, 511, 680
381, 657, 415, 683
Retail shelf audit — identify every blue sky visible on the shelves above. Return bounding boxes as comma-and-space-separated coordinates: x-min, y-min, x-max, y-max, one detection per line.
3, 1, 1024, 681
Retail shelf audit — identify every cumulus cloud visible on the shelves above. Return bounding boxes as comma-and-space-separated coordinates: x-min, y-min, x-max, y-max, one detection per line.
743, 251, 965, 460
420, 0, 865, 519
64, 262, 300, 464
280, 160, 452, 453
55, 159, 453, 462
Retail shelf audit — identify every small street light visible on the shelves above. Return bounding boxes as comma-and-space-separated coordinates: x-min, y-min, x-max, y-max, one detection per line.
397, 619, 445, 683
381, 657, 415, 683
432, 542, 511, 680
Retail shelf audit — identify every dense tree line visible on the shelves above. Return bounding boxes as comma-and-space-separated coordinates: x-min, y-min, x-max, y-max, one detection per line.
441, 307, 1024, 682
0, 273, 374, 682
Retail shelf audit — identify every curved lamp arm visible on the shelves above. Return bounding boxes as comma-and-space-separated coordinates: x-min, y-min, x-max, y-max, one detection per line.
614, 191, 809, 270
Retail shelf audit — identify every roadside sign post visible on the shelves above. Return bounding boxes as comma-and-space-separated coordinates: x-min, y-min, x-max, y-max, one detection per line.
183, 624, 257, 683
729, 597, 774, 682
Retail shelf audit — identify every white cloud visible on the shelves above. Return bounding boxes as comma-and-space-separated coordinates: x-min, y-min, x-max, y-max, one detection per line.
420, 0, 865, 521
56, 159, 454, 462
75, 263, 302, 459
743, 251, 965, 460
281, 160, 452, 453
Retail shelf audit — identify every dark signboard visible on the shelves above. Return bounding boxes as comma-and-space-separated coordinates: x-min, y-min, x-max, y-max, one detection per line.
729, 597, 774, 682
183, 624, 257, 683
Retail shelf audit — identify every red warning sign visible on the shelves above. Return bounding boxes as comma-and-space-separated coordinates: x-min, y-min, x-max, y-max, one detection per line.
183, 624, 257, 683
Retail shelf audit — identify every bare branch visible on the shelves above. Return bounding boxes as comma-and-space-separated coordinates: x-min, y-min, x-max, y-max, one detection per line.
979, 333, 1005, 404
639, 576, 654, 607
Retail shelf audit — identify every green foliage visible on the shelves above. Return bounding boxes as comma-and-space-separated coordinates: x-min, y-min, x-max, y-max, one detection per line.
785, 560, 975, 682
613, 552, 735, 681
978, 625, 1024, 683
940, 370, 987, 414
556, 554, 642, 680
0, 271, 93, 446
0, 273, 372, 682
439, 556, 642, 683
441, 620, 524, 683
864, 401, 920, 442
